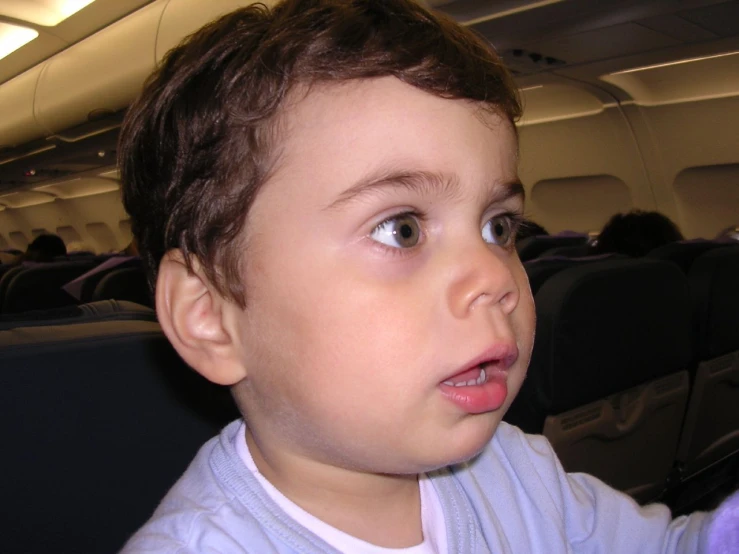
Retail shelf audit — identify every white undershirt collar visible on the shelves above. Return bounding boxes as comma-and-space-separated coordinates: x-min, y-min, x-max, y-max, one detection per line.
234, 422, 447, 554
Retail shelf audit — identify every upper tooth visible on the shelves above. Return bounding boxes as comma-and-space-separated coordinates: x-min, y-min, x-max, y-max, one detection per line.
446, 367, 487, 387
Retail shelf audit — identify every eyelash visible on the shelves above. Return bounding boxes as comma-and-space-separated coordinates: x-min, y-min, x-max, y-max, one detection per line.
498, 210, 526, 249
370, 210, 428, 257
369, 209, 526, 255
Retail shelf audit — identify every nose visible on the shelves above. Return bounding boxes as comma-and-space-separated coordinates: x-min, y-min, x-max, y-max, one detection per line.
446, 242, 522, 319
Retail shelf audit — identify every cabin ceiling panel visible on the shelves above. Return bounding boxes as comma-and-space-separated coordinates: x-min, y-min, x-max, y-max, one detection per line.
47, 0, 157, 42
0, 33, 63, 84
34, 177, 119, 199
678, 1, 739, 37
0, 0, 155, 85
600, 51, 739, 106
0, 191, 55, 208
0, 128, 118, 192
157, 0, 270, 60
518, 84, 605, 126
453, 0, 736, 77
526, 23, 680, 65
33, 1, 163, 136
635, 14, 718, 42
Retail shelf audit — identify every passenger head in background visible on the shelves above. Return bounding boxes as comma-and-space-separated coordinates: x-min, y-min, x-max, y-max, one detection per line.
22, 233, 67, 262
591, 210, 684, 257
515, 219, 549, 244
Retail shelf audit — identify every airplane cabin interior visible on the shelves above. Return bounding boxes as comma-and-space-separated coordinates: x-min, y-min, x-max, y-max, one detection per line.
0, 0, 737, 552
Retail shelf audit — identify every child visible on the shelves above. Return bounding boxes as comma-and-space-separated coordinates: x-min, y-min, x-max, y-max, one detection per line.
120, 0, 730, 551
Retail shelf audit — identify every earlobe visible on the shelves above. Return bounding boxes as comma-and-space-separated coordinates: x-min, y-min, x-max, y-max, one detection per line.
156, 250, 248, 386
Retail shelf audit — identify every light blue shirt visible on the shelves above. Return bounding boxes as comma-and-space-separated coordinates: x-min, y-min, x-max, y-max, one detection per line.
121, 420, 713, 553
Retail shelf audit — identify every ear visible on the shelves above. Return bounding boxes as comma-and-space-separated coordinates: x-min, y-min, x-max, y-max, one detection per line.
156, 250, 248, 385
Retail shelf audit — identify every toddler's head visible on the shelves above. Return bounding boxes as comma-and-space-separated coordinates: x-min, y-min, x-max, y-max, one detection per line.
120, 0, 535, 475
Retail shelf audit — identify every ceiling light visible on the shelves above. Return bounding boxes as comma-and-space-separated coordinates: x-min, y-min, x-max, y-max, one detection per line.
463, 0, 564, 27
0, 22, 38, 61
519, 85, 544, 92
0, 0, 97, 27
610, 51, 739, 76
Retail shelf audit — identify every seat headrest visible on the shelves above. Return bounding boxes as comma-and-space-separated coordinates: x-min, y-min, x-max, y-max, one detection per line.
689, 245, 739, 359
647, 240, 731, 274
530, 258, 692, 414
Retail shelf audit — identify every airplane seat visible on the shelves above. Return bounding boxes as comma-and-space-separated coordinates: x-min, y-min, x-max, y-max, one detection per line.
0, 308, 239, 553
540, 243, 592, 258
516, 234, 589, 262
0, 299, 155, 329
0, 265, 23, 306
524, 253, 626, 296
674, 244, 739, 480
0, 260, 97, 314
646, 239, 733, 274
77, 256, 142, 303
91, 264, 152, 307
505, 258, 693, 503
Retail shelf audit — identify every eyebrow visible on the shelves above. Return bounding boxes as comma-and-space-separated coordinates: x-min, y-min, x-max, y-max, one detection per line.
324, 168, 525, 211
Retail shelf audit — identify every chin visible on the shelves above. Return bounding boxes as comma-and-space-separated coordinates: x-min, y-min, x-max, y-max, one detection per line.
429, 414, 502, 470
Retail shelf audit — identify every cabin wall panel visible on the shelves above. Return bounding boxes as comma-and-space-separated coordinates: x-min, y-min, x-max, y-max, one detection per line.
0, 190, 130, 254
623, 95, 739, 238
59, 191, 130, 252
673, 164, 739, 239
56, 225, 84, 250
518, 106, 653, 233
529, 175, 632, 233
8, 231, 29, 250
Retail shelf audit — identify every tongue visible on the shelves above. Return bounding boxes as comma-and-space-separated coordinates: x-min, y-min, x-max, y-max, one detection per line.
444, 366, 480, 385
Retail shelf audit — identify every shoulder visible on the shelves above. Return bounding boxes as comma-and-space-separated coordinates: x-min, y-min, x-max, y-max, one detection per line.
455, 422, 574, 510
444, 423, 713, 553
120, 421, 274, 553
467, 422, 565, 486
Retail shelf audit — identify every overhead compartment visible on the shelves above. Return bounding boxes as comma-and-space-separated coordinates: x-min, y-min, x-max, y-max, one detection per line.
156, 0, 264, 60
34, 0, 168, 140
0, 65, 47, 149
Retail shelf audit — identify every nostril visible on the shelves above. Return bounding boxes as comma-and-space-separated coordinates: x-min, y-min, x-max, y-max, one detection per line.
499, 289, 518, 313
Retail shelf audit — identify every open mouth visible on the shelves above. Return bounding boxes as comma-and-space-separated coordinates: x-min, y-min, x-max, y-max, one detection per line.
442, 363, 490, 387
438, 347, 518, 414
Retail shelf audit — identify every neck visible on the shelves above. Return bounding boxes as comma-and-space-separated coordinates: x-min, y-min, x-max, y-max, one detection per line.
245, 427, 423, 548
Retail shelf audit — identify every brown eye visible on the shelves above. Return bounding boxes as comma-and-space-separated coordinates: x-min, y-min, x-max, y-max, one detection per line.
371, 214, 421, 248
482, 215, 513, 246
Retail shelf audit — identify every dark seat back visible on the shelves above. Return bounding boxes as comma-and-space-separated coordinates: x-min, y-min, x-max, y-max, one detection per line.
516, 235, 589, 262
0, 302, 239, 553
524, 253, 625, 296
0, 260, 97, 313
92, 265, 152, 307
647, 240, 733, 274
676, 245, 739, 478
507, 258, 693, 502
77, 257, 142, 303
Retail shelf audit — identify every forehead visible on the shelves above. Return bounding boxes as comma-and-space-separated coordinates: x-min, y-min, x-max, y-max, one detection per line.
262, 77, 519, 206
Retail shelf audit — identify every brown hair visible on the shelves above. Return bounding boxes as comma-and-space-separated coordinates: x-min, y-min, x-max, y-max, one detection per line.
120, 0, 521, 306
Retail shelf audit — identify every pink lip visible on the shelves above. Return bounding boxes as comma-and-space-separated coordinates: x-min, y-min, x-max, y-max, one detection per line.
444, 343, 519, 382
438, 343, 519, 414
